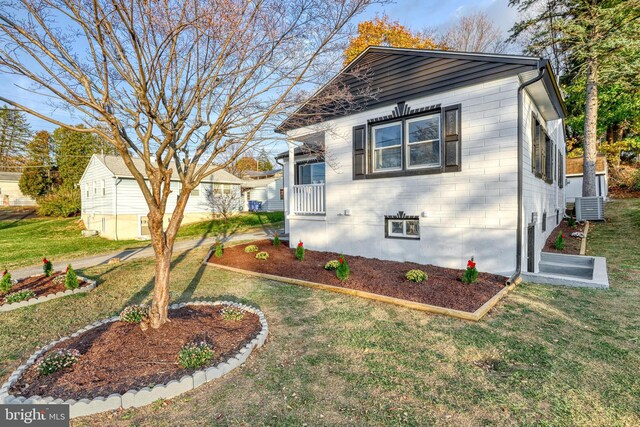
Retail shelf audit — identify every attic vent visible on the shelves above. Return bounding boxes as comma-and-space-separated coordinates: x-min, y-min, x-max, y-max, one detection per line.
575, 197, 605, 221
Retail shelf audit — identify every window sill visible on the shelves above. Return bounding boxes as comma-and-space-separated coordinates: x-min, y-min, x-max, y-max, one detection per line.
361, 166, 450, 180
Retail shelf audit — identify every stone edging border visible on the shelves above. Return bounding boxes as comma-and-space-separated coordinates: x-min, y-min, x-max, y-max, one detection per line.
0, 301, 268, 419
204, 249, 518, 322
0, 276, 97, 313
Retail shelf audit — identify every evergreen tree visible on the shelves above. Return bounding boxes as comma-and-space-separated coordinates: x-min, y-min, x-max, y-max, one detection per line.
0, 106, 31, 171
19, 130, 55, 198
256, 150, 273, 171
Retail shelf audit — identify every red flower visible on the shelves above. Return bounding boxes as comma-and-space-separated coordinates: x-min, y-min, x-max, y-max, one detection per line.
298, 242, 303, 247
65, 265, 69, 273
339, 257, 344, 264
2, 270, 7, 276
42, 258, 48, 264
467, 259, 476, 269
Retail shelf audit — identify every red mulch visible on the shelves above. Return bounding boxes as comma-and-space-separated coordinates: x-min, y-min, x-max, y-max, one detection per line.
0, 272, 89, 306
10, 305, 261, 400
543, 219, 585, 255
208, 241, 506, 313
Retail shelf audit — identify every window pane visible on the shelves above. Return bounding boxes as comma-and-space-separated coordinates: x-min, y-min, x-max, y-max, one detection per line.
406, 220, 419, 236
311, 162, 325, 183
409, 141, 440, 167
408, 115, 439, 143
375, 147, 402, 170
391, 221, 403, 234
374, 124, 401, 148
299, 164, 312, 184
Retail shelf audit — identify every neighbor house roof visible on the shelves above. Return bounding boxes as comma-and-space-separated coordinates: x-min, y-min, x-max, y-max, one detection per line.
566, 155, 607, 176
95, 155, 244, 184
277, 46, 566, 133
241, 177, 280, 189
242, 169, 282, 179
0, 172, 21, 181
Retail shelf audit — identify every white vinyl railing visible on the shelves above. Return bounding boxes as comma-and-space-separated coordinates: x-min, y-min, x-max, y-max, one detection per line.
293, 183, 325, 215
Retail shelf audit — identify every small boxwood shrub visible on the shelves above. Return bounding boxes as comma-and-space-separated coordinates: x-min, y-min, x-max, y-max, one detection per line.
36, 349, 80, 376
244, 245, 259, 253
255, 251, 269, 260
213, 241, 223, 258
461, 258, 479, 284
42, 258, 53, 277
273, 233, 281, 247
295, 241, 304, 261
0, 270, 12, 293
324, 260, 340, 271
64, 265, 79, 290
120, 304, 149, 323
178, 341, 215, 369
405, 269, 428, 283
5, 289, 36, 304
555, 232, 566, 250
220, 305, 245, 321
336, 256, 350, 281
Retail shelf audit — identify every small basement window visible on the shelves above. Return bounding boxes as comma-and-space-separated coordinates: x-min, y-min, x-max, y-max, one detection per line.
384, 212, 420, 240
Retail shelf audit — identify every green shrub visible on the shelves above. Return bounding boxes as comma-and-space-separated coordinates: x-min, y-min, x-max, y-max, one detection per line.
295, 241, 304, 261
405, 269, 428, 283
324, 260, 340, 271
244, 245, 259, 253
336, 255, 350, 281
255, 251, 269, 260
220, 305, 245, 321
64, 265, 79, 290
461, 258, 479, 284
42, 258, 53, 277
0, 270, 12, 293
214, 241, 223, 258
273, 233, 281, 247
119, 304, 149, 323
4, 289, 35, 304
37, 188, 81, 217
632, 168, 640, 191
178, 341, 215, 369
36, 349, 80, 375
567, 216, 576, 227
555, 232, 566, 250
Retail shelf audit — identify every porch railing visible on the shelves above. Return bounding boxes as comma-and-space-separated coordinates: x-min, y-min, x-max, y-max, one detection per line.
292, 183, 325, 215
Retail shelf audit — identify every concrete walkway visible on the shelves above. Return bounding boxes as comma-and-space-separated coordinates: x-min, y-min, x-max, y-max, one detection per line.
12, 229, 275, 278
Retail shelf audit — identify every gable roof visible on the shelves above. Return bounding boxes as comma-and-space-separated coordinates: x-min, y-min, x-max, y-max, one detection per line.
92, 155, 243, 184
278, 46, 566, 132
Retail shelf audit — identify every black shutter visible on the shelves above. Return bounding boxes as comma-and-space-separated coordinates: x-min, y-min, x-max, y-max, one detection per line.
545, 135, 553, 183
443, 104, 461, 172
532, 116, 540, 176
353, 125, 366, 180
558, 149, 564, 188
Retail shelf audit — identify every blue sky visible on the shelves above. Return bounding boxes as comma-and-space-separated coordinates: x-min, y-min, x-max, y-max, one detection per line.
1, 0, 519, 157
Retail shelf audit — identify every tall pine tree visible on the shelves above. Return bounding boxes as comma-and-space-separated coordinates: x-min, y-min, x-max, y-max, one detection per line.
19, 130, 55, 197
0, 106, 31, 171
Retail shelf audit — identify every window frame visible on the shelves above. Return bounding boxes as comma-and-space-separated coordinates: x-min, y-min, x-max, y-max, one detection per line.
295, 160, 325, 185
384, 216, 420, 240
371, 121, 403, 173
404, 114, 442, 170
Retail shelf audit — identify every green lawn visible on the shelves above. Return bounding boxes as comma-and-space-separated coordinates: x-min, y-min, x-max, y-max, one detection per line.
0, 201, 638, 426
0, 211, 283, 270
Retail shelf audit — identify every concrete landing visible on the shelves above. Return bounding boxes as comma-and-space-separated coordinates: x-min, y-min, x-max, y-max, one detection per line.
521, 252, 609, 289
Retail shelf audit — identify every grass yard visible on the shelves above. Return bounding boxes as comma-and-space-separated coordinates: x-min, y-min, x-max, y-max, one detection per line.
0, 211, 283, 270
0, 200, 638, 425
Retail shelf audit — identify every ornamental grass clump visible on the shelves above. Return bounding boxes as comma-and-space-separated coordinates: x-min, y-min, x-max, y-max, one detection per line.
255, 251, 269, 260
461, 258, 479, 284
213, 241, 223, 258
0, 270, 12, 293
120, 304, 149, 323
64, 264, 79, 290
405, 269, 428, 283
555, 232, 566, 250
273, 232, 281, 247
336, 255, 350, 281
36, 349, 80, 376
220, 305, 245, 321
42, 258, 53, 277
295, 241, 305, 261
178, 341, 215, 370
244, 245, 259, 253
324, 260, 340, 271
4, 289, 36, 304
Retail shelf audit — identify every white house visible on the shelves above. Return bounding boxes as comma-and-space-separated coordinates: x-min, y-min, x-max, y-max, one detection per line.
565, 155, 608, 203
277, 47, 567, 278
79, 155, 243, 240
242, 177, 284, 212
0, 172, 36, 206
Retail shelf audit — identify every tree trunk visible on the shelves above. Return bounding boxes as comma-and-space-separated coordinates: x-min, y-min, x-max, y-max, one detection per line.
582, 56, 598, 197
146, 211, 173, 329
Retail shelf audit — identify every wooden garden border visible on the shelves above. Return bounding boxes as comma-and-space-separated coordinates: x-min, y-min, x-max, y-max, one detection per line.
580, 221, 590, 255
204, 251, 519, 321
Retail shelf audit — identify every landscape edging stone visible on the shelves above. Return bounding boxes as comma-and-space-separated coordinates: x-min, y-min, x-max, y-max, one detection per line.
0, 276, 97, 313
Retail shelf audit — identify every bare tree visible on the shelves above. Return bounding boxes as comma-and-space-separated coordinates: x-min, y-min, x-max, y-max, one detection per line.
441, 12, 507, 53
0, 0, 379, 328
204, 185, 243, 222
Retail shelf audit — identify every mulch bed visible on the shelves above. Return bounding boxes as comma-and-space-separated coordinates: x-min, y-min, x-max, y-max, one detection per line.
10, 305, 261, 400
543, 219, 586, 255
0, 272, 90, 306
208, 241, 507, 313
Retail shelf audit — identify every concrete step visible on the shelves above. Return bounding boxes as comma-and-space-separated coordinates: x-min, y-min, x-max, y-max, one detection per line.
540, 251, 594, 266
539, 261, 593, 279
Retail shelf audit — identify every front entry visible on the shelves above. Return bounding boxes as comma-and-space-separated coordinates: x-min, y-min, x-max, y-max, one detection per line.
527, 224, 535, 272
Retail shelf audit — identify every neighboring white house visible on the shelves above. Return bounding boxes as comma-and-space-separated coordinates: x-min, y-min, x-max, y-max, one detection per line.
277, 47, 567, 277
242, 177, 284, 212
79, 155, 244, 240
0, 172, 37, 206
565, 155, 608, 203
